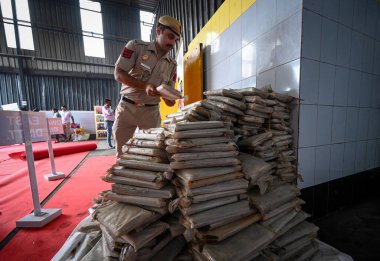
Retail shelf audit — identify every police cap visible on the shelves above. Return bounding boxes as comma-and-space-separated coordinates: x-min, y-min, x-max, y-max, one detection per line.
158, 16, 181, 36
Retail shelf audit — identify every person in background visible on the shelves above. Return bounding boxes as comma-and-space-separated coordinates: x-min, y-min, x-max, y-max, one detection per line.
61, 105, 75, 142
102, 98, 115, 148
52, 108, 62, 143
113, 15, 181, 158
52, 108, 61, 118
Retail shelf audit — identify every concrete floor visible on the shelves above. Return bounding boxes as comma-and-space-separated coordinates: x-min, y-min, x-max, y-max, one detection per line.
314, 196, 380, 261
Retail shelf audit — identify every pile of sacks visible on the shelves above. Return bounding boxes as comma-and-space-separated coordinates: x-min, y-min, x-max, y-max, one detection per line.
57, 128, 189, 260
164, 120, 268, 260
53, 86, 351, 261
103, 128, 174, 214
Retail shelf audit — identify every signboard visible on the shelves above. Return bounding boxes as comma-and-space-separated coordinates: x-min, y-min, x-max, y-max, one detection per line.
48, 118, 64, 135
0, 111, 49, 146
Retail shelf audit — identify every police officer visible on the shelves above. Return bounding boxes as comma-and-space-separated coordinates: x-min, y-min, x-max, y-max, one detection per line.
113, 15, 181, 158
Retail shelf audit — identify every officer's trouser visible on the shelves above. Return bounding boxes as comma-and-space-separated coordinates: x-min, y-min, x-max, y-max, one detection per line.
113, 98, 161, 158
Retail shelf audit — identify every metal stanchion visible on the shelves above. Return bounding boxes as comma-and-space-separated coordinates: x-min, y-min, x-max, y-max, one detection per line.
15, 111, 61, 227
44, 118, 65, 181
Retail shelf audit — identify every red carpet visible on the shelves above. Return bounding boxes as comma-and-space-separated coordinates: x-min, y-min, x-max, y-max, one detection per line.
0, 156, 113, 261
8, 143, 97, 160
0, 141, 97, 242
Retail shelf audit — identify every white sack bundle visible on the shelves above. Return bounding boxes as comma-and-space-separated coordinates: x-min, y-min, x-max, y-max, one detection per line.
93, 201, 159, 236
207, 95, 247, 110
203, 89, 244, 100
166, 142, 237, 154
112, 183, 175, 199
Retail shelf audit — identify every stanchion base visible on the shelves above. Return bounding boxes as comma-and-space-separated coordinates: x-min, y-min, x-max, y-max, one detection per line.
44, 172, 65, 181
16, 208, 62, 228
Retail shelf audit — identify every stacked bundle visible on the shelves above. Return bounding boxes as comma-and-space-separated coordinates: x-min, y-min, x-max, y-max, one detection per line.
266, 92, 297, 183
84, 201, 188, 260
203, 89, 247, 127
163, 100, 225, 124
234, 87, 297, 182
102, 128, 174, 215
87, 128, 189, 260
164, 120, 265, 259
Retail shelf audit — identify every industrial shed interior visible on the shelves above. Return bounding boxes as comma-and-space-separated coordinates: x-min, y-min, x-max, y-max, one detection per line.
0, 0, 379, 260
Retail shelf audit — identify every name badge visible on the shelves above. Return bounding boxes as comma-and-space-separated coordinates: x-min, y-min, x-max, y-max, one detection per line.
140, 62, 151, 70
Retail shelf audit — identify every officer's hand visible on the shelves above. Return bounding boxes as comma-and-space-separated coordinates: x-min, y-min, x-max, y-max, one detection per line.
146, 84, 159, 96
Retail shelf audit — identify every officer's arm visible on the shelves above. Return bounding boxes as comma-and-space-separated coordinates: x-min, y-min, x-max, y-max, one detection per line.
114, 67, 158, 96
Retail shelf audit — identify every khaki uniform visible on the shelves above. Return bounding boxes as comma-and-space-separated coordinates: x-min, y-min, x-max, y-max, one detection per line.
114, 39, 177, 157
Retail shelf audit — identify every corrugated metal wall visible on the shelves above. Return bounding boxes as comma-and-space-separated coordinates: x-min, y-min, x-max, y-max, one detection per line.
153, 0, 224, 52
0, 0, 141, 110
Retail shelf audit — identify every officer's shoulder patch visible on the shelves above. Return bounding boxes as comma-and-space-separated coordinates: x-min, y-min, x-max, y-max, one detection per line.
121, 47, 134, 59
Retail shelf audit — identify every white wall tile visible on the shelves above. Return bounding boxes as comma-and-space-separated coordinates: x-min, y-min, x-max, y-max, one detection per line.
303, 0, 322, 14
276, 0, 302, 23
370, 75, 379, 108
256, 68, 275, 89
241, 75, 257, 88
299, 104, 318, 147
364, 0, 378, 38
242, 4, 258, 47
275, 59, 300, 98
353, 0, 367, 34
241, 41, 257, 79
297, 146, 316, 189
356, 108, 370, 141
322, 0, 339, 21
347, 70, 361, 107
330, 143, 344, 180
315, 145, 331, 185
257, 27, 276, 73
257, 0, 277, 36
300, 59, 319, 104
226, 81, 242, 90
229, 50, 242, 86
373, 41, 380, 75
320, 18, 338, 64
345, 107, 359, 142
343, 142, 356, 176
371, 76, 380, 108
336, 25, 351, 67
338, 0, 354, 28
318, 63, 335, 105
301, 10, 322, 60
359, 73, 371, 108
361, 36, 375, 74
355, 141, 367, 172
331, 106, 347, 143
210, 36, 222, 67
368, 109, 379, 139
223, 18, 242, 58
333, 66, 349, 106
350, 31, 364, 71
316, 106, 333, 145
210, 62, 223, 90
219, 58, 231, 87
366, 139, 377, 170
275, 11, 302, 66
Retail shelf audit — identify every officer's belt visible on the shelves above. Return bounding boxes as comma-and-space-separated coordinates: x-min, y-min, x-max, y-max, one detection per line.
122, 96, 158, 107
